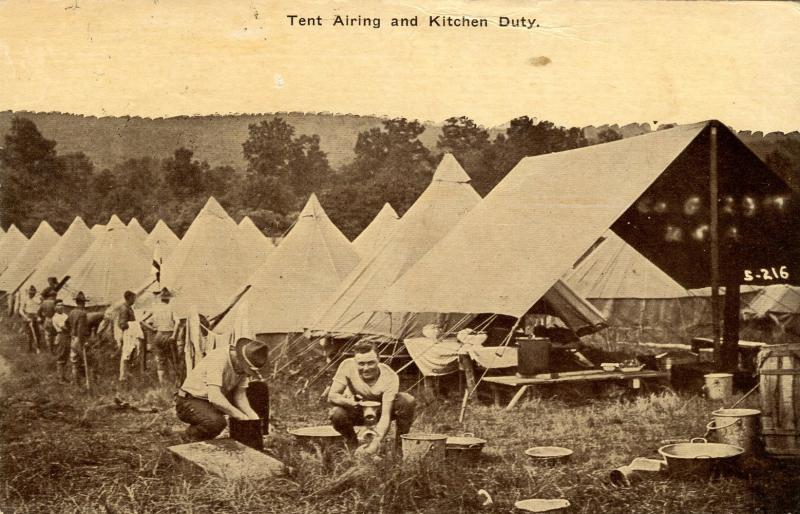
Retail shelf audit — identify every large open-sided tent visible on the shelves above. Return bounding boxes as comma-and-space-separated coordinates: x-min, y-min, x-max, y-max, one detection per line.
377, 122, 798, 365
0, 225, 29, 284
145, 219, 179, 257
352, 203, 400, 258
63, 215, 152, 307
23, 216, 94, 294
218, 194, 360, 338
0, 221, 60, 294
312, 153, 483, 340
160, 197, 262, 317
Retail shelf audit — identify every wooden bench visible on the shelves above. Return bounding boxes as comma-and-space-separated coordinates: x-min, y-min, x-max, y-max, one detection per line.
482, 369, 669, 410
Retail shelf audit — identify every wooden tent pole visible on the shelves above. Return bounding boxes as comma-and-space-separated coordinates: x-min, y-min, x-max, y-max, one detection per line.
710, 125, 721, 367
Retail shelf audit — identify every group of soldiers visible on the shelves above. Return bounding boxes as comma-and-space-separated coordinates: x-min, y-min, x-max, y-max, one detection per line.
16, 279, 180, 388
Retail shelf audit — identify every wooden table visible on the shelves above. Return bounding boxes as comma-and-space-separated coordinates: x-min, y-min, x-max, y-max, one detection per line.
482, 369, 669, 410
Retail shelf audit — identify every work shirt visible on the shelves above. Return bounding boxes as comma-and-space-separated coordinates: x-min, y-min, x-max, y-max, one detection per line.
20, 296, 41, 318
65, 307, 89, 339
332, 358, 399, 403
181, 345, 247, 400
52, 312, 68, 333
146, 303, 176, 332
118, 304, 136, 331
39, 298, 56, 319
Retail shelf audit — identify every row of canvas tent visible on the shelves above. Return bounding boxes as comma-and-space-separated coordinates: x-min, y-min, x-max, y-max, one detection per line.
0, 213, 277, 314
2, 122, 797, 357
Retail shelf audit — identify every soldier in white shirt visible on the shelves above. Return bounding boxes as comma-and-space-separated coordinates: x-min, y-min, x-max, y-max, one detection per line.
328, 340, 416, 455
175, 337, 268, 442
19, 285, 42, 353
142, 287, 179, 386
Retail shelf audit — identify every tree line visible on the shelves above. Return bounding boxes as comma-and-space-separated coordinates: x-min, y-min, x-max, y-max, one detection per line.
0, 115, 797, 240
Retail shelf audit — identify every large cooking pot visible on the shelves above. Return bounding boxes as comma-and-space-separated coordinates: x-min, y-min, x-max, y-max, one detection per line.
658, 437, 743, 478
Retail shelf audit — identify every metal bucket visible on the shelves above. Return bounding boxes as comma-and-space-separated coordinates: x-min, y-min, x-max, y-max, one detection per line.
706, 408, 761, 454
400, 433, 447, 464
228, 418, 264, 451
704, 373, 733, 401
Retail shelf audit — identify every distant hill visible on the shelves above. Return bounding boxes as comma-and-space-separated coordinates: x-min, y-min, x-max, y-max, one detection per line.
0, 111, 449, 171
1, 111, 797, 180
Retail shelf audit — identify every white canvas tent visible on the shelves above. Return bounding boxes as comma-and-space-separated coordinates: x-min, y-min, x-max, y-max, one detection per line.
376, 122, 797, 343
742, 284, 800, 343
160, 197, 262, 317
127, 217, 148, 241
23, 216, 94, 294
218, 194, 360, 335
63, 215, 153, 307
0, 221, 60, 294
352, 203, 400, 258
312, 153, 483, 339
145, 219, 179, 257
563, 231, 712, 343
90, 224, 105, 237
0, 225, 29, 282
237, 216, 273, 264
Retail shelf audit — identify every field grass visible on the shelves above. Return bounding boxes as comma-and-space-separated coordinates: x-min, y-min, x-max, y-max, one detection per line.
2, 317, 800, 513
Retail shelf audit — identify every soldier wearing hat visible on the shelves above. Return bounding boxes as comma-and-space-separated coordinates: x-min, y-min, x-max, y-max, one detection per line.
41, 276, 59, 300
20, 284, 43, 353
65, 291, 90, 385
52, 300, 70, 380
141, 287, 179, 386
175, 337, 268, 442
38, 283, 59, 352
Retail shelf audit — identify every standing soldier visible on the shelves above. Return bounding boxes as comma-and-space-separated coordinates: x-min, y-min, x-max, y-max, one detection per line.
38, 288, 58, 352
52, 300, 70, 381
20, 285, 42, 353
142, 287, 179, 386
41, 276, 59, 300
117, 291, 142, 383
65, 291, 90, 386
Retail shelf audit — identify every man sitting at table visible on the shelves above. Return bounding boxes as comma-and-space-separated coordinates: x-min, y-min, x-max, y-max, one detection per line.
327, 340, 416, 455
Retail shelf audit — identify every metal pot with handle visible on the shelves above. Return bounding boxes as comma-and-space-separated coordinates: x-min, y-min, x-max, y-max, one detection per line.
658, 437, 743, 478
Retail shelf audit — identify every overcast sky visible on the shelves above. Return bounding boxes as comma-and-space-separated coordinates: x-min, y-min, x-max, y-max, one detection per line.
1, 0, 797, 132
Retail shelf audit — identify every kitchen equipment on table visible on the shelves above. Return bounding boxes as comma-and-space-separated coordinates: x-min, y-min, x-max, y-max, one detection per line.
658, 437, 743, 478
757, 343, 800, 457
517, 337, 551, 376
524, 446, 573, 465
706, 408, 761, 454
400, 433, 448, 464
601, 362, 619, 372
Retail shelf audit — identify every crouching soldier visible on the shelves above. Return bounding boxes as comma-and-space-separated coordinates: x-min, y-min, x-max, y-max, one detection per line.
328, 340, 416, 456
175, 337, 267, 442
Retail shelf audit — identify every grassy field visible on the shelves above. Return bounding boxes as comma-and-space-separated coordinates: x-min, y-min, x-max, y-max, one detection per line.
2, 318, 800, 513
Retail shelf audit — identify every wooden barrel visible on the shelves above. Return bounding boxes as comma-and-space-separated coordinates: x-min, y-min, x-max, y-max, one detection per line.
757, 344, 800, 457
